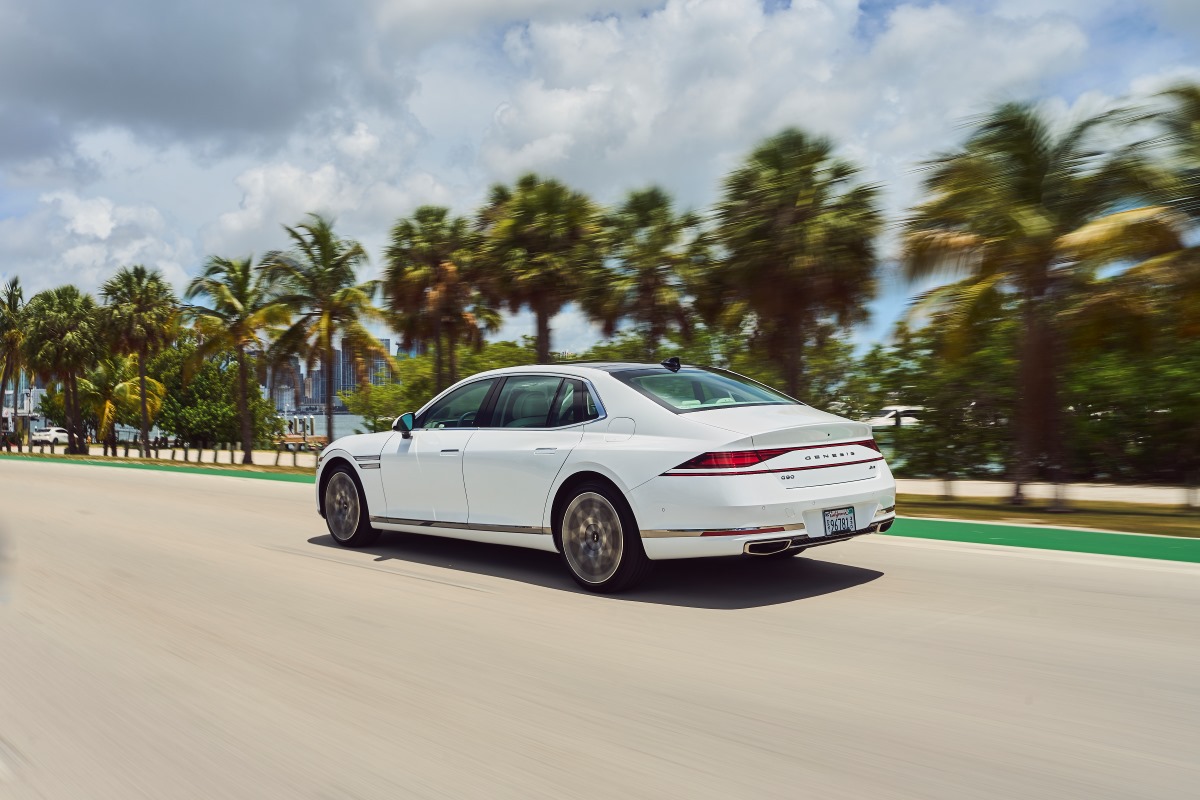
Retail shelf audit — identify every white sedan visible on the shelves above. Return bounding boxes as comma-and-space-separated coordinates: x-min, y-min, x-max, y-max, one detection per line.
315, 361, 897, 592
31, 427, 70, 445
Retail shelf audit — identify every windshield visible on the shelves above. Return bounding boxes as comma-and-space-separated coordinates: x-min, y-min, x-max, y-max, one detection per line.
613, 367, 799, 414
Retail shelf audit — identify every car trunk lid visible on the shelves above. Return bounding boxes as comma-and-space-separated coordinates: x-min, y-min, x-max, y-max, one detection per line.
686, 405, 880, 488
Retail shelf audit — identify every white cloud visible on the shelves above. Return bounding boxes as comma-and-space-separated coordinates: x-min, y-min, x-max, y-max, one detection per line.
0, 191, 193, 295
2, 0, 1196, 353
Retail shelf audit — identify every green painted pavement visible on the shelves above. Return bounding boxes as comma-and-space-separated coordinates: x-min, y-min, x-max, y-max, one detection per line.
884, 517, 1200, 563
0, 453, 313, 483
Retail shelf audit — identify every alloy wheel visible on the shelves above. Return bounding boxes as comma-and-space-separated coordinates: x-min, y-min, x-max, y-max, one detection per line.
562, 491, 625, 584
326, 472, 361, 542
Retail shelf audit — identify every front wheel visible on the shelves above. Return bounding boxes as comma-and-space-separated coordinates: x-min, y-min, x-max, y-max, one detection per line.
557, 481, 649, 593
324, 467, 380, 548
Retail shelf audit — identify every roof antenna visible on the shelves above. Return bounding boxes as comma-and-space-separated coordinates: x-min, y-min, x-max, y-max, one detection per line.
661, 356, 681, 372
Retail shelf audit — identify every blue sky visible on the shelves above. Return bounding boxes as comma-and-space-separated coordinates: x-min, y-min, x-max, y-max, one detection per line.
0, 0, 1197, 355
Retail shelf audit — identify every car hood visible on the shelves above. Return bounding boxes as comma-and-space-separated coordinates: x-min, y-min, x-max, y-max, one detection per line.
686, 404, 872, 447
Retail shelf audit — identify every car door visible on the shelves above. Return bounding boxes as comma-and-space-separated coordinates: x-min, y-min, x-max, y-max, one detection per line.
380, 377, 499, 525
463, 376, 599, 530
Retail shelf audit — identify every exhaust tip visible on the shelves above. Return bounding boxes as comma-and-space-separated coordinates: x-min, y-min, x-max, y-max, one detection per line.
744, 539, 791, 556
878, 519, 893, 533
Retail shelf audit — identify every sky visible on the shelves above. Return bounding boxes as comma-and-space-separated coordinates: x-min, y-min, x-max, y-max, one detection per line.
1, 0, 1197, 354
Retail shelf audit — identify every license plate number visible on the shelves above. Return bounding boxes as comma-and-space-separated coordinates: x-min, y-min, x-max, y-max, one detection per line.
822, 507, 856, 536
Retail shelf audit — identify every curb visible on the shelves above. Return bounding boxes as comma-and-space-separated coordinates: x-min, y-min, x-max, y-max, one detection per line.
0, 453, 313, 484
4, 455, 1197, 562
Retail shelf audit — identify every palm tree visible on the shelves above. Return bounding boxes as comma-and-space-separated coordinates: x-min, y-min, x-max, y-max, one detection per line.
477, 174, 604, 363
385, 206, 499, 392
79, 355, 166, 456
184, 255, 291, 463
100, 266, 178, 456
716, 128, 883, 398
902, 102, 1176, 503
0, 278, 25, 444
24, 286, 99, 454
261, 214, 391, 442
588, 188, 702, 360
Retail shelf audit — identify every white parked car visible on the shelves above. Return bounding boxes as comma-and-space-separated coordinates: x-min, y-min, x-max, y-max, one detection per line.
31, 426, 70, 445
315, 361, 897, 592
865, 405, 924, 429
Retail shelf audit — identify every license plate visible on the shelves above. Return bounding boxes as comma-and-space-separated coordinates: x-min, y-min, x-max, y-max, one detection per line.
822, 507, 856, 536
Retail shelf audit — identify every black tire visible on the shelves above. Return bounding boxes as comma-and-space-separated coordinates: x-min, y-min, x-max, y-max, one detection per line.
323, 466, 380, 548
556, 480, 650, 593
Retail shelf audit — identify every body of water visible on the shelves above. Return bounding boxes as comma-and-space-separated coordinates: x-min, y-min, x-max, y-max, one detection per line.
281, 413, 369, 441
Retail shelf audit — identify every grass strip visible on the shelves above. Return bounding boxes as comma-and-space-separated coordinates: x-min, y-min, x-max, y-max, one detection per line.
0, 451, 314, 483
883, 517, 1200, 563
896, 494, 1199, 538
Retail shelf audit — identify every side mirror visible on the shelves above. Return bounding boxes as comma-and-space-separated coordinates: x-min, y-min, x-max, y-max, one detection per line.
393, 412, 416, 438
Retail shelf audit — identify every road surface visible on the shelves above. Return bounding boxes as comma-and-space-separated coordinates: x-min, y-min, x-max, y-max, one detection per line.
0, 460, 1197, 799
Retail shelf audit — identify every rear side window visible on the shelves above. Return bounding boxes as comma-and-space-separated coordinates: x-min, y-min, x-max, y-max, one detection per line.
548, 379, 601, 427
614, 367, 798, 413
490, 376, 563, 428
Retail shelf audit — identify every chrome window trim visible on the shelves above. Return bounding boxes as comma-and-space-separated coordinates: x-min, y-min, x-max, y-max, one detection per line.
370, 515, 550, 535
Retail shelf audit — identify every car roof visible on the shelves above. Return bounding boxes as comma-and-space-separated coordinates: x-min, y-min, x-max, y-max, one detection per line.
473, 362, 691, 379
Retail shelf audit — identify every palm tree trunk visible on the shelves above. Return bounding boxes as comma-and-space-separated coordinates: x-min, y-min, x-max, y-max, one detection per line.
447, 325, 458, 386
138, 346, 150, 457
535, 302, 552, 364
433, 319, 444, 392
1012, 291, 1048, 505
324, 339, 335, 444
782, 328, 805, 400
65, 373, 79, 454
0, 363, 11, 442
235, 344, 254, 464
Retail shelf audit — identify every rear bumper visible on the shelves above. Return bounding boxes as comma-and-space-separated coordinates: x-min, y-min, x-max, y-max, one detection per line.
630, 468, 896, 560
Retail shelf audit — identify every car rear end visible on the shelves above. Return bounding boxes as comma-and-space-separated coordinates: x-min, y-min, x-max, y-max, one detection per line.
631, 431, 895, 559
606, 365, 896, 560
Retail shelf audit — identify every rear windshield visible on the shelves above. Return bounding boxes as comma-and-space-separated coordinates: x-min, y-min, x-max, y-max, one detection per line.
613, 367, 799, 414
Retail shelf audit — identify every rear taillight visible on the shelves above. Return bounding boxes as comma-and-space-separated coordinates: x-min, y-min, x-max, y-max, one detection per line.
674, 449, 789, 470
673, 439, 880, 471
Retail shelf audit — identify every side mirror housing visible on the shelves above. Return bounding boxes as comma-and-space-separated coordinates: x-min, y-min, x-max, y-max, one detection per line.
393, 412, 416, 438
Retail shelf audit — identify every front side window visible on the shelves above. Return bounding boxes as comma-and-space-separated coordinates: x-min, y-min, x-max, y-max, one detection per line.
417, 378, 498, 429
490, 376, 563, 428
614, 367, 799, 414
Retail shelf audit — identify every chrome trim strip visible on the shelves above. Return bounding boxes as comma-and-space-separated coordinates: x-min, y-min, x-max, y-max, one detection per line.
360, 463, 380, 470
369, 516, 550, 535
353, 454, 381, 461
641, 521, 807, 539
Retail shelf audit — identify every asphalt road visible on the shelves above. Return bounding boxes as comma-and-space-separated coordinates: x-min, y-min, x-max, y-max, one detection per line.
1, 461, 1197, 799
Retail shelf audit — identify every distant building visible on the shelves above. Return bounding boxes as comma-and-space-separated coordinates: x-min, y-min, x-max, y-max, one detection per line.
371, 338, 392, 385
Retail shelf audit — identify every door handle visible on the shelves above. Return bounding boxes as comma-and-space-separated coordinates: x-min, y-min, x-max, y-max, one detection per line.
440, 448, 460, 455
534, 447, 558, 454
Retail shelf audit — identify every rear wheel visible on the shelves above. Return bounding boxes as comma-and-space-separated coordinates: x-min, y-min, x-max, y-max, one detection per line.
324, 467, 379, 548
558, 481, 649, 593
